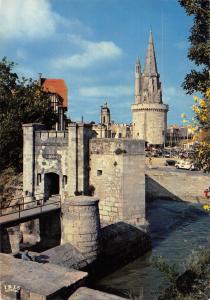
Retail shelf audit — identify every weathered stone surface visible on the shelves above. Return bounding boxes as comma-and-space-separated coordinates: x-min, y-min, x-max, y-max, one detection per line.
41, 222, 151, 279
132, 104, 168, 145
90, 139, 145, 226
0, 225, 21, 254
0, 253, 87, 299
69, 287, 126, 300
132, 32, 168, 145
41, 243, 88, 270
61, 196, 101, 263
101, 222, 151, 269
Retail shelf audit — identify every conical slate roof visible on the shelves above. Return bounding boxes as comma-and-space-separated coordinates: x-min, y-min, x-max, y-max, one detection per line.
144, 31, 158, 75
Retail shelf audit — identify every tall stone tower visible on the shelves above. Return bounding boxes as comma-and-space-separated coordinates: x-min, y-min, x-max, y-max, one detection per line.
131, 31, 168, 145
101, 102, 111, 125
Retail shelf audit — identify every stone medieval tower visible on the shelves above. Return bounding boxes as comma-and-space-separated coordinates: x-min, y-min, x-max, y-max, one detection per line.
131, 31, 168, 145
101, 102, 111, 125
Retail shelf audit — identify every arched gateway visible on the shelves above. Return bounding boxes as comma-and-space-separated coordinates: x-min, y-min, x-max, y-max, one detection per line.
44, 172, 60, 199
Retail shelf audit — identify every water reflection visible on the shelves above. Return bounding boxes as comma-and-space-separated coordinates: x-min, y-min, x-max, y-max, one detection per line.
94, 199, 210, 299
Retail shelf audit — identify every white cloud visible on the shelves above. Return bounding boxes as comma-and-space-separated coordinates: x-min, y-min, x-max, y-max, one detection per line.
52, 38, 122, 69
54, 16, 92, 36
0, 0, 91, 40
79, 85, 132, 98
0, 0, 56, 39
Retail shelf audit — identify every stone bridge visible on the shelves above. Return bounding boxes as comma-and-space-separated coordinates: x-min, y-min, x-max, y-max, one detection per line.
0, 195, 61, 253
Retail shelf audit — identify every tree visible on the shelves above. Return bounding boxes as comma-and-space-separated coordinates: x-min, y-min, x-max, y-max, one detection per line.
153, 244, 210, 299
191, 91, 210, 172
179, 0, 210, 172
179, 0, 210, 94
0, 57, 57, 171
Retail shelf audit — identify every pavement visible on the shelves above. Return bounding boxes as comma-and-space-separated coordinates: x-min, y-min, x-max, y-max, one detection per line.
145, 157, 210, 177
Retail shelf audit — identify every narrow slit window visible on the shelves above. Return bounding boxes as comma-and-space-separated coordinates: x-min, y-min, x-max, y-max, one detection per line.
97, 170, 102, 176
37, 173, 41, 185
63, 175, 67, 187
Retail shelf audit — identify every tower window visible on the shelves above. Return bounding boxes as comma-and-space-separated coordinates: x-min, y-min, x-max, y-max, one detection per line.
97, 170, 102, 176
63, 175, 68, 187
103, 116, 106, 123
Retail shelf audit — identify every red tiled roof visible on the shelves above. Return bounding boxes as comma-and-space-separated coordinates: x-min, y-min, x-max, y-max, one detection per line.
42, 79, 68, 108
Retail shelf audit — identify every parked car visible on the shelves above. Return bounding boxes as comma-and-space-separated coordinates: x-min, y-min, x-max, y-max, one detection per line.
164, 159, 177, 166
163, 151, 170, 158
175, 160, 196, 170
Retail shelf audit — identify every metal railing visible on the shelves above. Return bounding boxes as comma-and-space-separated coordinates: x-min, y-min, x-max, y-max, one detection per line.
0, 194, 61, 219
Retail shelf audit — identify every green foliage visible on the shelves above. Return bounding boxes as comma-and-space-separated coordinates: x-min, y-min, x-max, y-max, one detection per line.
152, 256, 179, 285
153, 244, 210, 299
0, 57, 57, 171
178, 0, 210, 94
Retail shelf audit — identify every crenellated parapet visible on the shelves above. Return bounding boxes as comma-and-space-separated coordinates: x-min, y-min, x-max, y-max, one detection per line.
132, 103, 169, 112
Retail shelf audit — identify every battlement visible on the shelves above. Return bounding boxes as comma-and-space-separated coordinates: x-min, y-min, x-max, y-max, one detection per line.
35, 130, 68, 146
131, 103, 169, 112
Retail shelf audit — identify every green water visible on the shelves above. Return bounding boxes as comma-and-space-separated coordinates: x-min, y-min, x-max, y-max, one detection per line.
94, 199, 210, 299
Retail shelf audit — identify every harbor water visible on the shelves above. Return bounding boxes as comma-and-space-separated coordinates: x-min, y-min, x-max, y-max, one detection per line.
94, 199, 210, 299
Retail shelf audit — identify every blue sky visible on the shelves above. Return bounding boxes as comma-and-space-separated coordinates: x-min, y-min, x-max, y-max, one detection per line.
0, 0, 195, 125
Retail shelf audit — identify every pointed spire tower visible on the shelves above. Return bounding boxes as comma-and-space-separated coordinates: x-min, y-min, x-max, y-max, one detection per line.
141, 31, 162, 104
131, 31, 169, 145
144, 31, 158, 76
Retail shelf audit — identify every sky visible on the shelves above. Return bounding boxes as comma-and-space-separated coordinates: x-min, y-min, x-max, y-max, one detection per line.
0, 0, 195, 125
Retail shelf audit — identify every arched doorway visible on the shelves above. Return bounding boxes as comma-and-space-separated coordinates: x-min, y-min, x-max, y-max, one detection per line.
44, 173, 60, 199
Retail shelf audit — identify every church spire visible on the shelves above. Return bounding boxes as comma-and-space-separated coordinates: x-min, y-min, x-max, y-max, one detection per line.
144, 31, 158, 76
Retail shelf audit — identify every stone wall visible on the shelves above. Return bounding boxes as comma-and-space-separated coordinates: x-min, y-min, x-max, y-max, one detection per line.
0, 253, 87, 300
132, 103, 168, 145
23, 124, 45, 197
89, 139, 145, 226
67, 123, 93, 197
42, 221, 151, 279
34, 130, 69, 200
0, 225, 21, 254
23, 123, 93, 202
146, 169, 209, 202
23, 124, 69, 201
61, 196, 101, 264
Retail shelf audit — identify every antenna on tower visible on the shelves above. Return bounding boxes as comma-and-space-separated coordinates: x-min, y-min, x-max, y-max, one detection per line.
38, 73, 42, 86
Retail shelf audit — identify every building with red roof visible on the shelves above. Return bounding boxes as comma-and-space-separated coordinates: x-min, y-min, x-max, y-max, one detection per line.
41, 78, 68, 109
40, 77, 68, 130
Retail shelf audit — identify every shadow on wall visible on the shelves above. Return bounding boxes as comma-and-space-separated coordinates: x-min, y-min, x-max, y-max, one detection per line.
145, 175, 207, 248
87, 221, 151, 281
40, 222, 151, 283
145, 175, 183, 202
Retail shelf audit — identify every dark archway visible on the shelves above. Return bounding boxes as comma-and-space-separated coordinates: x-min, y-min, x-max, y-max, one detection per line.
44, 173, 60, 199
